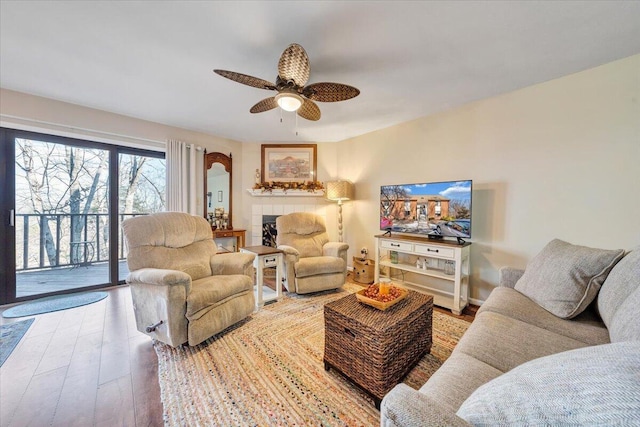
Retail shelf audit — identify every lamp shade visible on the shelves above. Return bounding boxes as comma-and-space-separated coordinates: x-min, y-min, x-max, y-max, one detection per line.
326, 180, 354, 202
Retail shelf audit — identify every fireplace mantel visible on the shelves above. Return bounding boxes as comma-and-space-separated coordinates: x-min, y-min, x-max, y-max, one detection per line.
246, 189, 325, 197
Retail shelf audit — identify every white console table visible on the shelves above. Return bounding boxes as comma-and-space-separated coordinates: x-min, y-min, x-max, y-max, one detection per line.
374, 234, 471, 315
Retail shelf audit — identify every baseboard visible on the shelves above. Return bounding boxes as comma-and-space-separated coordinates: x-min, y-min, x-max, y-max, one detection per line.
470, 297, 485, 307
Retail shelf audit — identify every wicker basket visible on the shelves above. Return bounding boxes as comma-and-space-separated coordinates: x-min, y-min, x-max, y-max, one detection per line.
323, 291, 433, 407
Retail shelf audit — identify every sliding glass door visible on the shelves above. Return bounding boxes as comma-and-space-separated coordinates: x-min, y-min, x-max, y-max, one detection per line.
0, 128, 165, 304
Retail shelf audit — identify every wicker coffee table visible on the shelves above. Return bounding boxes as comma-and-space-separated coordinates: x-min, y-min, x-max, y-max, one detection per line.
323, 290, 433, 408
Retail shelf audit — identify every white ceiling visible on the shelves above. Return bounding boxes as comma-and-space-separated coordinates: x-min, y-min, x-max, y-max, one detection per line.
1, 1, 639, 143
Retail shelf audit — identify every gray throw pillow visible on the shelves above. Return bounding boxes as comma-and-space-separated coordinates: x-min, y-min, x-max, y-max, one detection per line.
457, 342, 640, 426
514, 239, 624, 319
597, 247, 640, 342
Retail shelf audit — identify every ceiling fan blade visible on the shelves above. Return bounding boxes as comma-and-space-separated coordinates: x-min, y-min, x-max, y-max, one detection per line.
297, 99, 321, 121
278, 43, 310, 87
214, 70, 276, 90
302, 82, 360, 102
250, 97, 278, 113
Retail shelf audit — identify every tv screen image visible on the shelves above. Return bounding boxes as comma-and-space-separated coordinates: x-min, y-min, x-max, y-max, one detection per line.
380, 180, 472, 239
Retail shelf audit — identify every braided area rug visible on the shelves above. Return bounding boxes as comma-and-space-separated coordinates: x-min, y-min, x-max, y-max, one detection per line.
155, 284, 470, 426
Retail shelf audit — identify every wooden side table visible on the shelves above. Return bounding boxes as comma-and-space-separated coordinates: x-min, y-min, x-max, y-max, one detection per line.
212, 228, 246, 252
240, 245, 284, 308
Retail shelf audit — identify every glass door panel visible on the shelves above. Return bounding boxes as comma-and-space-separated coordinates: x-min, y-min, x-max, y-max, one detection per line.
14, 138, 110, 298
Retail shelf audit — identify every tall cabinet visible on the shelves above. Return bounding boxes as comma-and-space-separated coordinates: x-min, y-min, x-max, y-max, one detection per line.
374, 234, 471, 315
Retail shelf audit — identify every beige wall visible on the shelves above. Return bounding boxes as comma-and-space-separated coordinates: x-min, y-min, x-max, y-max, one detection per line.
336, 54, 640, 302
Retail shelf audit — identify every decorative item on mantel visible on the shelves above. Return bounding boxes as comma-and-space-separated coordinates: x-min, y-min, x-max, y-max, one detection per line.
253, 180, 324, 193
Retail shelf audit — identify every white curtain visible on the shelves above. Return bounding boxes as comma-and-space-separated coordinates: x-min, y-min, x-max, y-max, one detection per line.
166, 139, 203, 214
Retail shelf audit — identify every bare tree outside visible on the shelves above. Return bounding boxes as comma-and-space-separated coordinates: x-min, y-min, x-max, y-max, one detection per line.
119, 154, 166, 214
15, 140, 166, 271
15, 139, 109, 267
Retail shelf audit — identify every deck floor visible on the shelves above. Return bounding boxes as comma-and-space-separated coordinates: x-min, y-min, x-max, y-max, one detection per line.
16, 261, 130, 298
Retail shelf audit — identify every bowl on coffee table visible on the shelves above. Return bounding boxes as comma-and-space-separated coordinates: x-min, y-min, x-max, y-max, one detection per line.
355, 282, 408, 310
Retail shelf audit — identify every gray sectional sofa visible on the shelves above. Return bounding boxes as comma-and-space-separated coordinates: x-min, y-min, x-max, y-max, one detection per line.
381, 239, 640, 426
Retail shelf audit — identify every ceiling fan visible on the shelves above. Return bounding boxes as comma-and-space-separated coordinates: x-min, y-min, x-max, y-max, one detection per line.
214, 43, 360, 121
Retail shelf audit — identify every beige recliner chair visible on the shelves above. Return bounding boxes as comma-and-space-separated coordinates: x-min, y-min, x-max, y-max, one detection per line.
276, 212, 349, 294
122, 212, 255, 347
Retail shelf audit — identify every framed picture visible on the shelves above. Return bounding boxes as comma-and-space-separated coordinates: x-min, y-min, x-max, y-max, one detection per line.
261, 144, 317, 183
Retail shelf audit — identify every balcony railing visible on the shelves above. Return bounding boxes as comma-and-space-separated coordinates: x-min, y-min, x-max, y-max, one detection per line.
16, 213, 146, 272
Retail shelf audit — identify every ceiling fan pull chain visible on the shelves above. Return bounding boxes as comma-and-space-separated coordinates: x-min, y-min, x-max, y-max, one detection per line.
295, 112, 299, 136
280, 108, 283, 123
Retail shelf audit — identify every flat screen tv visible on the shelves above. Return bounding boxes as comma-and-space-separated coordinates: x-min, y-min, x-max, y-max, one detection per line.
380, 180, 472, 241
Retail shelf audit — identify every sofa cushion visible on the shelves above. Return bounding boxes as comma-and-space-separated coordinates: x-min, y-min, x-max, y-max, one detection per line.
418, 352, 503, 413
597, 247, 640, 342
295, 256, 345, 278
186, 275, 253, 320
456, 311, 587, 373
478, 287, 610, 345
381, 384, 472, 427
514, 239, 624, 319
456, 341, 640, 426
608, 286, 640, 342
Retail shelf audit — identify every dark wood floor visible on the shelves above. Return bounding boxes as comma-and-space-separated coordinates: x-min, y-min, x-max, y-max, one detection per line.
434, 302, 478, 323
1, 273, 476, 427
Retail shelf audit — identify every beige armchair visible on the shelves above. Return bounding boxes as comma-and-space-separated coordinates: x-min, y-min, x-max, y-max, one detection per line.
276, 212, 349, 294
122, 212, 255, 347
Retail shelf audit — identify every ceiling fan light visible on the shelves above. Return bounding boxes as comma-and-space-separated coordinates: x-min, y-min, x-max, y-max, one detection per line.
275, 92, 303, 112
